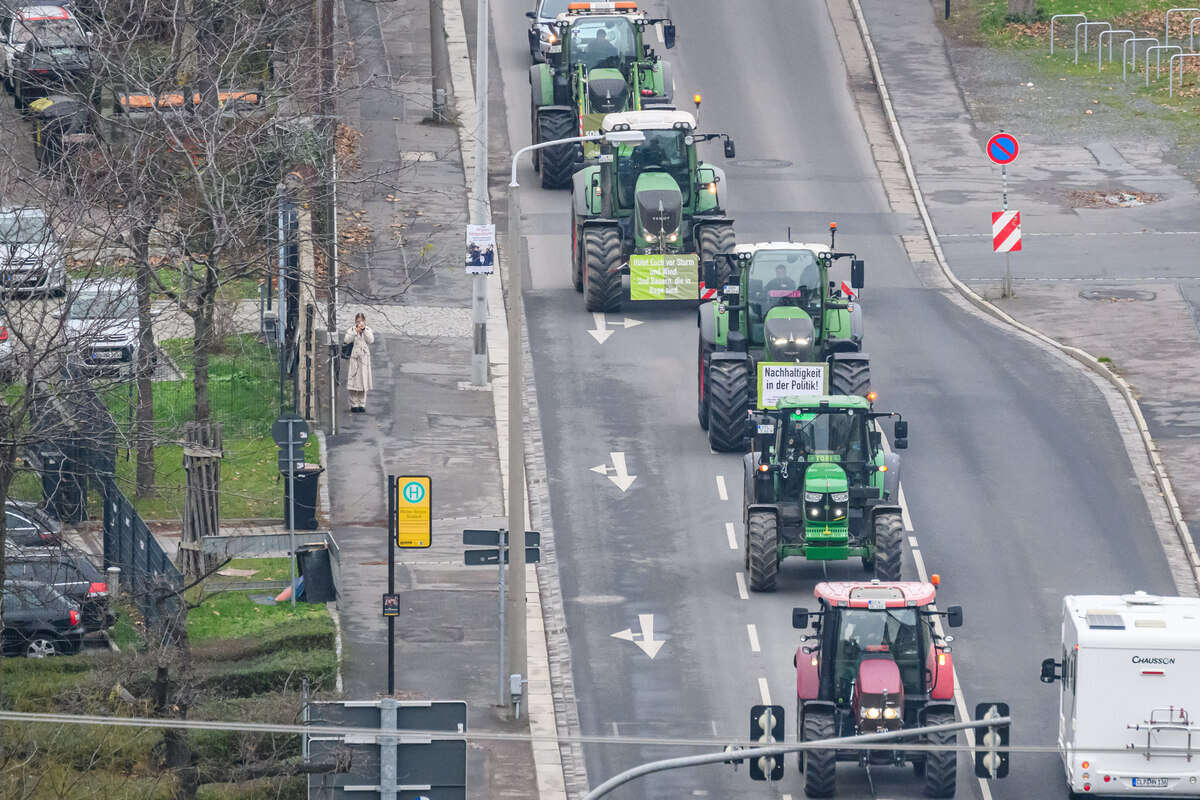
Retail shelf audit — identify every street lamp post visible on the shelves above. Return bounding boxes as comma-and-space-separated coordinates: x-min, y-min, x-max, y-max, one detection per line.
502, 130, 644, 711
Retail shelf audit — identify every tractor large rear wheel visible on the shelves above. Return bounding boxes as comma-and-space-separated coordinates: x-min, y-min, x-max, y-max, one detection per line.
829, 358, 871, 398
922, 710, 958, 798
872, 511, 904, 581
570, 213, 583, 292
538, 111, 577, 189
696, 223, 735, 290
583, 226, 623, 312
746, 511, 778, 592
706, 359, 748, 451
802, 710, 837, 798
697, 339, 712, 430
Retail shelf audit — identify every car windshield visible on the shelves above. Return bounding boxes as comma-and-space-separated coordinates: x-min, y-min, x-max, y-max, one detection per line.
834, 608, 928, 700
12, 17, 80, 43
0, 213, 50, 243
569, 17, 636, 71
616, 129, 689, 206
69, 290, 137, 320
782, 411, 867, 463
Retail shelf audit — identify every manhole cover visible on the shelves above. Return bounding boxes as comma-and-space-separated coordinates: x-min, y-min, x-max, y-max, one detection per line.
1079, 288, 1156, 302
732, 158, 792, 169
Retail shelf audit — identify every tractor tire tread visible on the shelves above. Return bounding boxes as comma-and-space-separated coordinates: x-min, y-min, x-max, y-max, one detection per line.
922, 710, 957, 798
872, 511, 904, 581
802, 710, 837, 798
538, 112, 577, 189
747, 511, 778, 592
829, 358, 871, 398
697, 223, 736, 289
706, 359, 748, 451
583, 226, 623, 312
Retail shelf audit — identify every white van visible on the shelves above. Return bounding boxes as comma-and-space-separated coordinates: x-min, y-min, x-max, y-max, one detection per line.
1041, 592, 1200, 796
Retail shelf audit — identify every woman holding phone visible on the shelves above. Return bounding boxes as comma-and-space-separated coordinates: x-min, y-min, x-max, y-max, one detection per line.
344, 312, 374, 412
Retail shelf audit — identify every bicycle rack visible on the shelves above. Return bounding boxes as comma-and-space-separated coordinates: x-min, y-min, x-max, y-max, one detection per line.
1050, 13, 1087, 55
1123, 37, 1160, 80
1169, 52, 1200, 95
1076, 21, 1112, 63
1146, 45, 1184, 85
1098, 29, 1136, 72
1127, 707, 1198, 762
1166, 7, 1200, 46
1191, 16, 1200, 50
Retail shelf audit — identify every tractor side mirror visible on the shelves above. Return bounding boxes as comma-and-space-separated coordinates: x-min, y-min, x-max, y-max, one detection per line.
1040, 657, 1062, 684
525, 10, 535, 18
850, 258, 865, 289
702, 259, 718, 292
792, 607, 809, 629
869, 431, 881, 451
946, 605, 963, 628
894, 419, 908, 449
662, 22, 676, 49
723, 138, 735, 159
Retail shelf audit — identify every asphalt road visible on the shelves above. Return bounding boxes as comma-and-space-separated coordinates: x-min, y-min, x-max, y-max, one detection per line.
491, 0, 1181, 797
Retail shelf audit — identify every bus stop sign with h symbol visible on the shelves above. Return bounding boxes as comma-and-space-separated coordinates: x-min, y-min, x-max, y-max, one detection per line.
987, 132, 1019, 165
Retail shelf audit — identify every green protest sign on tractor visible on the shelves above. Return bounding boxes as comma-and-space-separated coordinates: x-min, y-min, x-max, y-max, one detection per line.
629, 253, 699, 300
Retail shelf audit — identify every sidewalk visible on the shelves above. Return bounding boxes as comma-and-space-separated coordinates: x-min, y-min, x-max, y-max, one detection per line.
857, 0, 1200, 547
326, 0, 547, 796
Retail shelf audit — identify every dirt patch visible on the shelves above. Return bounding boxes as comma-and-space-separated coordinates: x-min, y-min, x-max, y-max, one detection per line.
1064, 189, 1162, 207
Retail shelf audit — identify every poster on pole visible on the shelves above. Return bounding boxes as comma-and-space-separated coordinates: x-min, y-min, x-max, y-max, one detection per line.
465, 224, 496, 275
757, 362, 828, 409
629, 253, 700, 301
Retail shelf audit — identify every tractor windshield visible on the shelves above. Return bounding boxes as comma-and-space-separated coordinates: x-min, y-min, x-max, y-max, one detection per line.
747, 250, 822, 335
615, 129, 689, 207
783, 411, 868, 464
834, 608, 929, 702
569, 17, 637, 71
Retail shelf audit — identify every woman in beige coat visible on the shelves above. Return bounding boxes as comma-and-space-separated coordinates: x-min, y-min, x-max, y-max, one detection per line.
344, 313, 374, 412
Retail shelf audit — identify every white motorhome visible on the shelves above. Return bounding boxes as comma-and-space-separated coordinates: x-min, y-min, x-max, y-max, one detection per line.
1041, 592, 1200, 796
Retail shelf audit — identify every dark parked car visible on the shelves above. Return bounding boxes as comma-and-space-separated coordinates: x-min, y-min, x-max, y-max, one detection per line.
6, 548, 112, 630
5, 499, 61, 546
1, 579, 83, 657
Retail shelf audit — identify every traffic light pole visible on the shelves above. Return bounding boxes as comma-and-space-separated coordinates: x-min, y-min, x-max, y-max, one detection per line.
582, 716, 1011, 800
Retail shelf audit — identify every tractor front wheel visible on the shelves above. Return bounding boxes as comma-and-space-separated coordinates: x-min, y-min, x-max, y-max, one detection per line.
538, 111, 577, 189
570, 213, 583, 292
746, 511, 778, 592
829, 358, 871, 398
802, 710, 837, 798
583, 226, 623, 312
706, 359, 749, 451
697, 339, 712, 430
872, 511, 904, 581
922, 710, 958, 798
696, 223, 735, 290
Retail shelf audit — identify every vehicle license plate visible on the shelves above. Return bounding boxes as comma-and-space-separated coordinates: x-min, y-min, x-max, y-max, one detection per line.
92, 350, 122, 360
1132, 777, 1168, 788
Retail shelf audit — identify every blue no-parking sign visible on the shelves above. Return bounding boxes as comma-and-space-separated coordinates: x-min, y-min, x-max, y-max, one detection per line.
986, 132, 1019, 165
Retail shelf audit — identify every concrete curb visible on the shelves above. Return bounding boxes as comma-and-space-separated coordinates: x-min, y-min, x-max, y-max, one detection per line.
847, 0, 1200, 589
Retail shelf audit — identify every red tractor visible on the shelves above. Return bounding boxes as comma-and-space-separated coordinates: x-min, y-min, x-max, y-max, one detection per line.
792, 580, 964, 798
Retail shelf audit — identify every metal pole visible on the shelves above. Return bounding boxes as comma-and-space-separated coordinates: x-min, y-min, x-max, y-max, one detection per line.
584, 716, 1012, 800
1002, 163, 1012, 298
945, 0, 949, 19
503, 180, 526, 710
387, 476, 396, 696
470, 0, 490, 387
497, 527, 506, 706
287, 421, 297, 608
430, 0, 450, 118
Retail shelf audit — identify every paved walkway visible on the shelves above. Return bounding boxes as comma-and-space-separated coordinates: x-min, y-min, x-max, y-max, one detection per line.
859, 0, 1200, 550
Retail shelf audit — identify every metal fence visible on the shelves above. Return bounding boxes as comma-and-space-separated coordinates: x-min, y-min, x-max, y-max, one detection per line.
100, 475, 184, 623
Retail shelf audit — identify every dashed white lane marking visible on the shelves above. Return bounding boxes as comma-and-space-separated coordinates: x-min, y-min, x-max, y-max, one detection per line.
747, 623, 761, 653
908, 535, 919, 547
725, 522, 738, 550
782, 795, 793, 800
735, 571, 749, 600
912, 547, 928, 579
716, 475, 728, 501
898, 483, 914, 531
757, 677, 771, 705
655, 21, 664, 43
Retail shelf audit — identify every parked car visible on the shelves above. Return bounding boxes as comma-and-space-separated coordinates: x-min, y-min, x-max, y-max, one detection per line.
525, 0, 570, 62
1, 578, 83, 657
10, 25, 92, 109
0, 206, 66, 296
5, 499, 61, 546
5, 548, 112, 630
0, 5, 87, 92
65, 277, 150, 375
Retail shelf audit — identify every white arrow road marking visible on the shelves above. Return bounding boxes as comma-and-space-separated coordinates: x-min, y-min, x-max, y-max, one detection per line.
587, 313, 643, 343
590, 452, 637, 491
611, 613, 664, 659
587, 312, 614, 344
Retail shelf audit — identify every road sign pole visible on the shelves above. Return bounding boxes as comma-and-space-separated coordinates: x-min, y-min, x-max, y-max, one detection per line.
497, 528, 506, 706
387, 476, 396, 696
1002, 164, 1013, 298
288, 420, 297, 608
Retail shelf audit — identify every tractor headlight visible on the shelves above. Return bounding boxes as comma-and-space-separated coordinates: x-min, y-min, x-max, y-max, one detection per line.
643, 231, 656, 243
666, 231, 678, 242
831, 492, 849, 503
862, 707, 882, 719
883, 707, 899, 720
804, 492, 822, 503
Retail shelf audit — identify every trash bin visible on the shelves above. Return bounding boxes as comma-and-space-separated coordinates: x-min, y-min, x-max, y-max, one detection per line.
296, 543, 336, 603
283, 466, 324, 530
37, 444, 87, 523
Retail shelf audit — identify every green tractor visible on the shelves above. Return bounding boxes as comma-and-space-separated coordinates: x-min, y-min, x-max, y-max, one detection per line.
529, 1, 675, 189
570, 109, 736, 311
742, 396, 907, 591
697, 230, 868, 452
